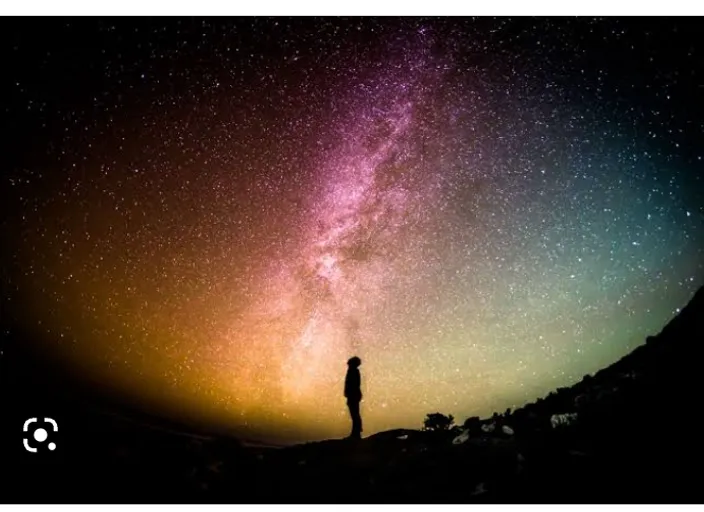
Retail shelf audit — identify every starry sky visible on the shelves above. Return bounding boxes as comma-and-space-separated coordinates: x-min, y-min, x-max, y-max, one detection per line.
1, 17, 703, 443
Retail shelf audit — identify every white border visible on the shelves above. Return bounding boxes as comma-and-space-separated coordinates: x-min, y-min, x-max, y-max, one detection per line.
1, 0, 704, 16
2, 504, 702, 509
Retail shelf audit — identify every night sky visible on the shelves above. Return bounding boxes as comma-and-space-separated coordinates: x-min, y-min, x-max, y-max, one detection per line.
2, 17, 703, 443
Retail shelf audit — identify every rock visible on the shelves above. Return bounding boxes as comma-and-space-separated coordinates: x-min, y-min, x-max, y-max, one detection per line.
471, 482, 487, 495
551, 412, 578, 428
452, 429, 470, 445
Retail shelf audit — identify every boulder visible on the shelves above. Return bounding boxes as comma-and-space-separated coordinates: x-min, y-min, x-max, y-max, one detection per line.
452, 429, 470, 445
481, 422, 496, 433
551, 413, 578, 428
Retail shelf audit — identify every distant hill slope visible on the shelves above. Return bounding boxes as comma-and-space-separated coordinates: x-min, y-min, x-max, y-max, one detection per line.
502, 284, 704, 426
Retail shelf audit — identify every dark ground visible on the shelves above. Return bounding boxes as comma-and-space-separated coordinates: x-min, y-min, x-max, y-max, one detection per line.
1, 286, 703, 503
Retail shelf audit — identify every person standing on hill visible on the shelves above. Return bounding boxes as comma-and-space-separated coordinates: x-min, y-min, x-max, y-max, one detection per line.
344, 356, 363, 440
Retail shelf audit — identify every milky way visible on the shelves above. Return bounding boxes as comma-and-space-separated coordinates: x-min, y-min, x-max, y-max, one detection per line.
2, 18, 703, 443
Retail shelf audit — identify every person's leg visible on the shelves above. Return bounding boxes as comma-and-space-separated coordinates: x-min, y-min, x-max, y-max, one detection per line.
346, 399, 355, 437
357, 401, 363, 434
349, 400, 362, 438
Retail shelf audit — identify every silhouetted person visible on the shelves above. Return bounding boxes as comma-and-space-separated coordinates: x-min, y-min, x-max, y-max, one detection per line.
344, 356, 363, 439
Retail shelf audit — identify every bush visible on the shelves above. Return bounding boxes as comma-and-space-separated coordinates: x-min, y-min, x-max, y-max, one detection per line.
463, 416, 481, 434
423, 412, 455, 432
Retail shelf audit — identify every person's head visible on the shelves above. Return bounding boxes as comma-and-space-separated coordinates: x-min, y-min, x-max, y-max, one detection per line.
347, 356, 361, 368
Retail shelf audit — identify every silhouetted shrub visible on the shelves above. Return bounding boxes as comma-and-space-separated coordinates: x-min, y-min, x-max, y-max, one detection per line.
423, 412, 455, 432
463, 415, 481, 434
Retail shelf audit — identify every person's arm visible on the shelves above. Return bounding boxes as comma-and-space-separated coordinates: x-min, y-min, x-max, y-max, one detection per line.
354, 370, 362, 399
